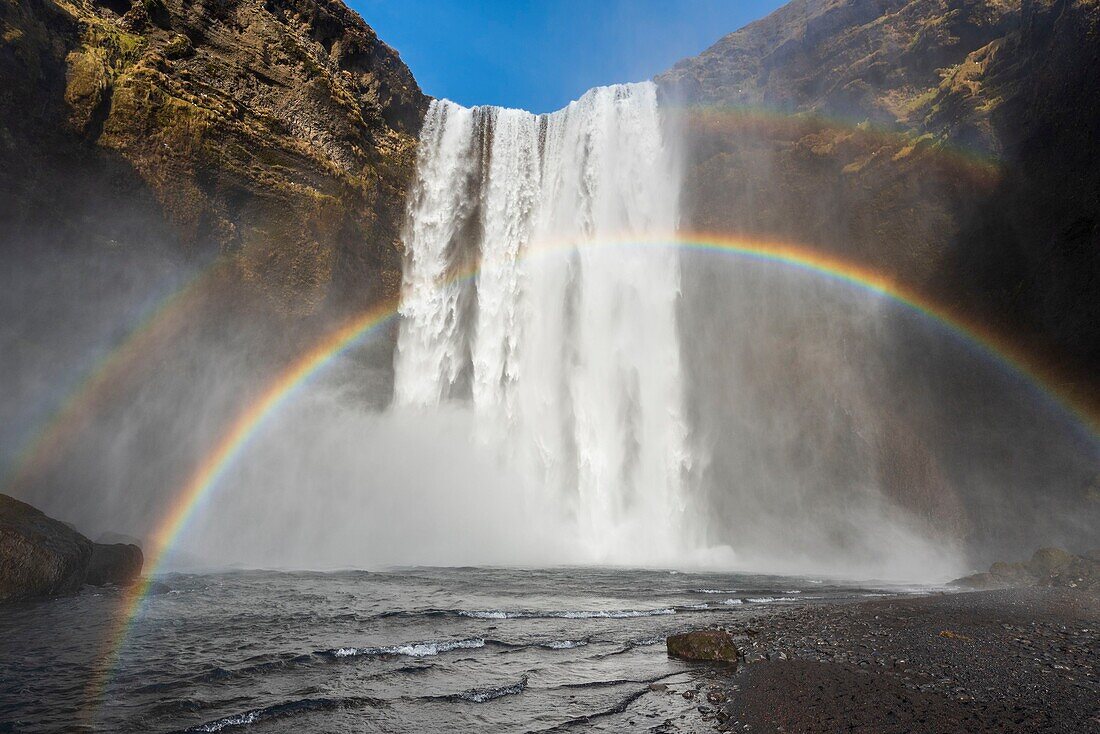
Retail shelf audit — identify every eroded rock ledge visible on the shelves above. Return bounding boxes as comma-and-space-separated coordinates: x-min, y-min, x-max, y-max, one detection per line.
1, 0, 428, 315
951, 547, 1100, 592
0, 493, 143, 602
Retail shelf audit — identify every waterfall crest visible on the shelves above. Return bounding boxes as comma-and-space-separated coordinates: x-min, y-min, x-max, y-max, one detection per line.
395, 82, 697, 563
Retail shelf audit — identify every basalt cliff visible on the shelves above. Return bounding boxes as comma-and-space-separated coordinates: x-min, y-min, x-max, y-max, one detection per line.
1, 0, 425, 314
660, 0, 1099, 378
658, 0, 1099, 561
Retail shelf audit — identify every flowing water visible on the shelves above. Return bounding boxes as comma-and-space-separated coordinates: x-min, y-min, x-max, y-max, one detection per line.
395, 82, 700, 565
0, 567, 920, 732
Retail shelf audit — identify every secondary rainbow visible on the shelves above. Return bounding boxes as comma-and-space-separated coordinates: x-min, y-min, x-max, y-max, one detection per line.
82, 296, 401, 716
85, 233, 1099, 717
3, 265, 221, 494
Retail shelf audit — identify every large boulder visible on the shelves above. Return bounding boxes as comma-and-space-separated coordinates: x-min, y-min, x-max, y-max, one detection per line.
86, 543, 144, 586
0, 494, 93, 602
667, 629, 740, 663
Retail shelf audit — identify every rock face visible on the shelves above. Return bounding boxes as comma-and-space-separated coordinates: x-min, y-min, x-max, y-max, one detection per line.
1, 0, 427, 314
659, 0, 1100, 380
0, 494, 93, 601
0, 494, 144, 602
86, 541, 143, 586
1, 0, 432, 545
667, 629, 741, 663
657, 0, 1100, 565
952, 547, 1100, 592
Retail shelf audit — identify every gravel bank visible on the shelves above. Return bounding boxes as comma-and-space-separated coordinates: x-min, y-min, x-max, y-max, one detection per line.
670, 588, 1098, 733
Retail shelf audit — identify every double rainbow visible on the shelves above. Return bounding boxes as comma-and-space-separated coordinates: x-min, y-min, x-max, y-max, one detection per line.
75, 232, 1098, 716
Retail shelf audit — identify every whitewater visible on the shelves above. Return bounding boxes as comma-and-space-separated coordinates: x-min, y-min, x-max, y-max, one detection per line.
395, 82, 700, 564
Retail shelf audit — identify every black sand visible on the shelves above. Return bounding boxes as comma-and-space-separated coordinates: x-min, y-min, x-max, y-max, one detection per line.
698, 589, 1099, 733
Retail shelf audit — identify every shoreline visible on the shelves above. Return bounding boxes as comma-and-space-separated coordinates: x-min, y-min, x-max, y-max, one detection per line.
660, 588, 1099, 733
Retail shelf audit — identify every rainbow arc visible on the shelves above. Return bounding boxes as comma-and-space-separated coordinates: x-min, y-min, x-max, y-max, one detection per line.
65, 233, 1099, 716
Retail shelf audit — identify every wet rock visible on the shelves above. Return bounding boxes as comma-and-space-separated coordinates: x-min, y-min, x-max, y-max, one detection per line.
1, 494, 143, 600
86, 542, 143, 586
667, 629, 740, 663
0, 494, 92, 602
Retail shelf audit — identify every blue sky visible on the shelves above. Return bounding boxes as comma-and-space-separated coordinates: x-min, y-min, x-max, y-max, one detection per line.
350, 1, 786, 112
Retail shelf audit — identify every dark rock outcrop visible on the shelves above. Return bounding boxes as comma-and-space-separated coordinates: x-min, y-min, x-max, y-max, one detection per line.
658, 0, 1100, 383
0, 493, 144, 601
951, 547, 1100, 592
86, 541, 143, 586
0, 493, 93, 601
667, 629, 741, 663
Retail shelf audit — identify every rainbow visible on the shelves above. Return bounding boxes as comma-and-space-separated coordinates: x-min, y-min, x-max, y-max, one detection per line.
84, 233, 1098, 717
81, 296, 402, 715
2, 266, 218, 495
8, 108, 1000, 499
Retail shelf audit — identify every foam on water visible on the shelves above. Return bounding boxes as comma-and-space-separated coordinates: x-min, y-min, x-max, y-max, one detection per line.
328, 638, 485, 659
542, 639, 589, 650
454, 675, 530, 703
457, 607, 676, 619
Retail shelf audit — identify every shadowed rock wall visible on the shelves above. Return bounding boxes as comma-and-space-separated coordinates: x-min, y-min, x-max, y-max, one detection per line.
658, 0, 1100, 565
1, 0, 426, 313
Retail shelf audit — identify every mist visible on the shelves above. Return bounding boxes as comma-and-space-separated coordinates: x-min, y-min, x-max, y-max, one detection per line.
3, 86, 1096, 587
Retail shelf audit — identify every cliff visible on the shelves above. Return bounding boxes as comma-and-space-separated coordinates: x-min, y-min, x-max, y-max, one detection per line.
0, 0, 427, 541
1, 0, 426, 313
658, 0, 1100, 561
659, 0, 1100, 375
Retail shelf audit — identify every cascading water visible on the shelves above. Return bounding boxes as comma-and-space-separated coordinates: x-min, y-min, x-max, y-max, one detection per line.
395, 82, 699, 564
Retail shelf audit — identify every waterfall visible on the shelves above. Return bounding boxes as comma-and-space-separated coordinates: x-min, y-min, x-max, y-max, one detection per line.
395, 82, 693, 563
